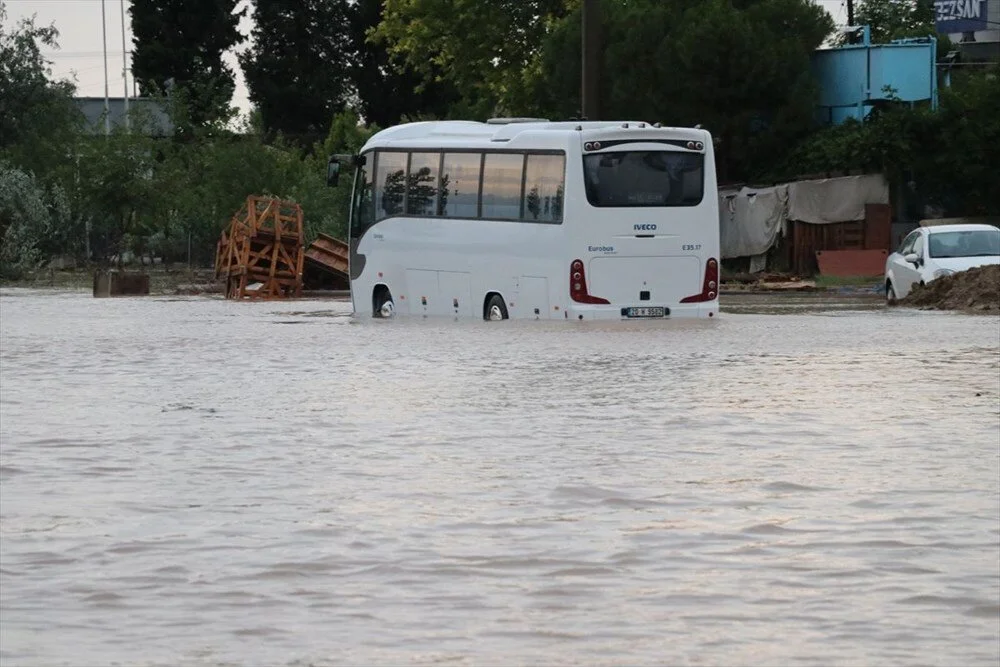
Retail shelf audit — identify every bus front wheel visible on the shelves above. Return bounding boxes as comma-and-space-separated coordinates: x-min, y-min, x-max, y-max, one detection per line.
373, 286, 394, 318
484, 294, 508, 321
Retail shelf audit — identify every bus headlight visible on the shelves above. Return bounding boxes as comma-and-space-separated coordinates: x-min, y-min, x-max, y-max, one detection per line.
933, 269, 955, 279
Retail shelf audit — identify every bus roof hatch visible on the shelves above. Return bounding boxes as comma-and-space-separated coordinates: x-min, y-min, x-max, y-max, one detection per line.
485, 117, 551, 125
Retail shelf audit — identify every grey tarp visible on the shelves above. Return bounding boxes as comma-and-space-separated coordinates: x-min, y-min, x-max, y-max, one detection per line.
719, 185, 789, 260
719, 174, 890, 261
786, 174, 889, 224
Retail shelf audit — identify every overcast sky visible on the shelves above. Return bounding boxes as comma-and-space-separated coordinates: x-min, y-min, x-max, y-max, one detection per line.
2, 0, 849, 120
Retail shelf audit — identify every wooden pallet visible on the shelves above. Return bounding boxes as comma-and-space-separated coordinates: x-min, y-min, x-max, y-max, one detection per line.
215, 196, 305, 300
303, 232, 350, 289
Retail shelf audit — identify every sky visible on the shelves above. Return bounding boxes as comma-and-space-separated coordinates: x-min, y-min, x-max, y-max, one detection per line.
2, 0, 851, 119
2, 0, 255, 116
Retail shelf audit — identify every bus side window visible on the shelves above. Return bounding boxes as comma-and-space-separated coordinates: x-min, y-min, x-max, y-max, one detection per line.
406, 152, 441, 217
376, 151, 407, 220
481, 153, 524, 220
439, 153, 482, 218
523, 153, 565, 223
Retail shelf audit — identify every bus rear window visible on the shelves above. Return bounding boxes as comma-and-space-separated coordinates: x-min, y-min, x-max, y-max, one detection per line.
583, 151, 704, 207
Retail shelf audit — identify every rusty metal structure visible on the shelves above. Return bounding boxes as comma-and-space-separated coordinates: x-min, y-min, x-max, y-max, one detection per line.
215, 196, 305, 300
788, 203, 893, 276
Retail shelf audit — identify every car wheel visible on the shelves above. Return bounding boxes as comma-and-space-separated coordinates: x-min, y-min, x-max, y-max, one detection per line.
484, 294, 508, 321
886, 280, 897, 306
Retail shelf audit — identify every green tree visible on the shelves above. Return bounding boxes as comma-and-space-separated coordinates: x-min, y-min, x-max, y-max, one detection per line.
852, 0, 951, 67
145, 111, 373, 266
130, 0, 246, 128
240, 0, 353, 143
0, 162, 73, 277
0, 7, 84, 273
76, 129, 165, 263
914, 68, 1000, 215
348, 0, 460, 126
0, 8, 79, 175
855, 0, 936, 42
776, 67, 1000, 217
524, 0, 833, 182
374, 0, 571, 118
314, 110, 378, 238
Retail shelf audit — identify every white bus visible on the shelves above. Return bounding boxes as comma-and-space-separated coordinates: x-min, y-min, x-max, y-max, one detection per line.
329, 118, 720, 320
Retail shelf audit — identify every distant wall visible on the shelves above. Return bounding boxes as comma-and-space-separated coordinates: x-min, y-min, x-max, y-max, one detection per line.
93, 270, 151, 297
75, 97, 173, 137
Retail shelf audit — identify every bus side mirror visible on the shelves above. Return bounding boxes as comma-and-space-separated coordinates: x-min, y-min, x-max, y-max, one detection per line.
326, 158, 341, 187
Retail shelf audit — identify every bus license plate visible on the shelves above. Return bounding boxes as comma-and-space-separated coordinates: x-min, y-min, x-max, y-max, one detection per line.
623, 306, 666, 318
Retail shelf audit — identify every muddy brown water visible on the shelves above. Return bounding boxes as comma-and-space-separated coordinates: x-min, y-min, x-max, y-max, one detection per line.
1, 288, 998, 666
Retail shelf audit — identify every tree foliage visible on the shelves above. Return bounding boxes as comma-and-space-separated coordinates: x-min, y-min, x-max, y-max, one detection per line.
240, 0, 352, 143
777, 67, 1000, 216
855, 0, 935, 42
2, 0, 996, 279
522, 0, 834, 182
348, 0, 460, 127
374, 0, 571, 118
0, 0, 366, 273
0, 8, 79, 174
130, 0, 245, 128
0, 162, 72, 277
850, 0, 950, 59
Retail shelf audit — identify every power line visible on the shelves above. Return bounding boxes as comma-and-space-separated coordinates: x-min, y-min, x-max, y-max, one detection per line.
43, 50, 133, 57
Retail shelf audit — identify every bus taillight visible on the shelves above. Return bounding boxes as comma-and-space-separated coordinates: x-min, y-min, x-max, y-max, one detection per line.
570, 259, 610, 304
680, 258, 719, 303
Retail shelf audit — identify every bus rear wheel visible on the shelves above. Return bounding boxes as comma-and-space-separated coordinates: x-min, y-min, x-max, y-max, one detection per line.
484, 294, 508, 321
373, 286, 394, 318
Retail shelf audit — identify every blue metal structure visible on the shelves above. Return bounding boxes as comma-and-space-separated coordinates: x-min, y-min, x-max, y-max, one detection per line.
812, 26, 939, 125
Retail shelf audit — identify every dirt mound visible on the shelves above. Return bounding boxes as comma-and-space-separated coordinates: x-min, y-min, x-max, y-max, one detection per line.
902, 264, 1000, 312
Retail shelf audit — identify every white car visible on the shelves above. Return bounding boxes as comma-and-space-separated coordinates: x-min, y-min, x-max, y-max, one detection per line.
885, 223, 1000, 303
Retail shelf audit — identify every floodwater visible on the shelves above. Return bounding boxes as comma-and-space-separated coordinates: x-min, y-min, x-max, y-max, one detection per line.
1, 288, 998, 667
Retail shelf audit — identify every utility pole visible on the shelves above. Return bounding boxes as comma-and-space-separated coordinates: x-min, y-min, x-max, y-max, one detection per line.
847, 0, 855, 26
102, 0, 110, 136
581, 0, 600, 120
121, 0, 129, 131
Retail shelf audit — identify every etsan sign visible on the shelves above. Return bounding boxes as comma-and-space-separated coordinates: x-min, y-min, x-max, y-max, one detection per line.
934, 0, 988, 33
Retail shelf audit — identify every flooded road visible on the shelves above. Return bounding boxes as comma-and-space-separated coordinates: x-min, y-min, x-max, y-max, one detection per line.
1, 289, 998, 666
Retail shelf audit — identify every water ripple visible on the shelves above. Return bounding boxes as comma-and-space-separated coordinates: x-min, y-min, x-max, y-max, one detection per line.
1, 289, 998, 666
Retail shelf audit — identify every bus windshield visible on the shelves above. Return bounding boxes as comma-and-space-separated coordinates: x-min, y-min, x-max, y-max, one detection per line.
583, 151, 704, 207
